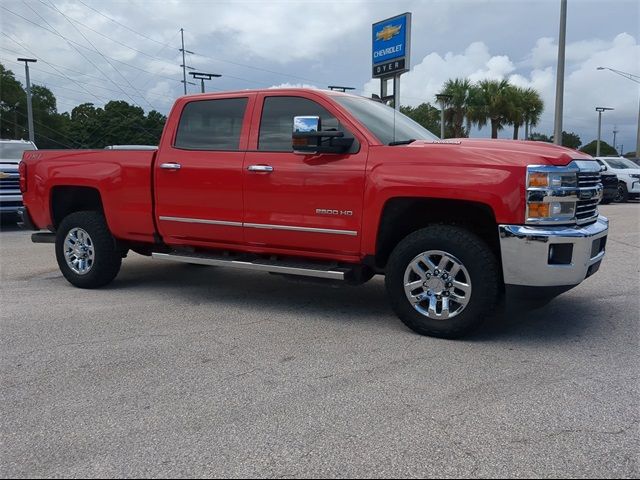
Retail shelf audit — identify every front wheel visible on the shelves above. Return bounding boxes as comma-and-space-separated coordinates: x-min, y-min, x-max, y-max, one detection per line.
614, 183, 628, 203
55, 211, 122, 288
385, 225, 500, 338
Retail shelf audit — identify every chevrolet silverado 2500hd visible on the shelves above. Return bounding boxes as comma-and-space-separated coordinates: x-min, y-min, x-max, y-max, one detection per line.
19, 89, 608, 338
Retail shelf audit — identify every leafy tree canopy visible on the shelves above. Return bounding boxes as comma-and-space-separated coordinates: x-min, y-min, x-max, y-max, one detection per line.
581, 140, 618, 156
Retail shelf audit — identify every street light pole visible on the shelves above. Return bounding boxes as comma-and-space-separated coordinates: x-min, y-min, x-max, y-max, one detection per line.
597, 66, 640, 156
189, 72, 222, 93
17, 58, 37, 143
596, 107, 614, 156
553, 0, 567, 145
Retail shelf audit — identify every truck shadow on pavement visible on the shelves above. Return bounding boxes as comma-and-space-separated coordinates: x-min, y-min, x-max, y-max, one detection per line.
106, 257, 611, 344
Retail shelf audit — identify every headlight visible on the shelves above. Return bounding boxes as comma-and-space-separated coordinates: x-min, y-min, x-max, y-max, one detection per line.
526, 165, 579, 224
527, 201, 576, 220
630, 174, 640, 179
528, 171, 577, 188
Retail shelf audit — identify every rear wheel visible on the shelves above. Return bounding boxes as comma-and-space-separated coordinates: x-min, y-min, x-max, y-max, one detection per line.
56, 211, 122, 288
614, 182, 628, 203
385, 225, 500, 338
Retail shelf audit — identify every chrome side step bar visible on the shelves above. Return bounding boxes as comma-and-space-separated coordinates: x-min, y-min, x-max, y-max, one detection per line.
152, 251, 349, 280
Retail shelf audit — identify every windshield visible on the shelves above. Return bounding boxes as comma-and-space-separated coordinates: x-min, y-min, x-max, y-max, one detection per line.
0, 143, 36, 161
604, 158, 638, 170
333, 96, 439, 145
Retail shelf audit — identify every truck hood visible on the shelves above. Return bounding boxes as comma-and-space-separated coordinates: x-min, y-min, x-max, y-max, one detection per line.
406, 138, 591, 167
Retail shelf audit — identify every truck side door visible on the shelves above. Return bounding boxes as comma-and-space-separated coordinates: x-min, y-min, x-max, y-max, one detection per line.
154, 95, 253, 248
243, 94, 368, 258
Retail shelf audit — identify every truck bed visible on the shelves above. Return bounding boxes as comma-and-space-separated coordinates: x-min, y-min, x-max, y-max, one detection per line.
21, 149, 158, 243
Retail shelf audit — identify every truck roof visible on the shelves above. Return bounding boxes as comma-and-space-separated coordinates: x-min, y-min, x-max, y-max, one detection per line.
176, 87, 358, 100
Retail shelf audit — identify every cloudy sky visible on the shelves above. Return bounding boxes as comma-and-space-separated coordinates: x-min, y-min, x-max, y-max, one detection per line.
1, 0, 638, 151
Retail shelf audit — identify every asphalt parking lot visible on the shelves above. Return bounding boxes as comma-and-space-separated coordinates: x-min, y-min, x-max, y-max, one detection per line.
1, 203, 638, 478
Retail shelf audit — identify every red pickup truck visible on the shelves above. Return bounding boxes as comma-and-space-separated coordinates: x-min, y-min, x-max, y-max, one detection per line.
19, 88, 608, 338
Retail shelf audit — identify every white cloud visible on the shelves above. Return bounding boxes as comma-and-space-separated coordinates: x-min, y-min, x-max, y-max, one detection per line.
364, 33, 639, 149
269, 82, 321, 90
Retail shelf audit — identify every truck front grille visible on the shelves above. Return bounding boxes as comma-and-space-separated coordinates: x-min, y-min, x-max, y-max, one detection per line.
577, 172, 601, 188
0, 176, 20, 191
576, 172, 601, 225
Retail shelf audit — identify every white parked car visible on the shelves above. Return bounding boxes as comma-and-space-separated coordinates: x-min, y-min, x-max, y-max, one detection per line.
594, 156, 640, 203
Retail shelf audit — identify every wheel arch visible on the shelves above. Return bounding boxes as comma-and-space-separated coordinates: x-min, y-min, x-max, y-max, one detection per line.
50, 186, 104, 229
374, 197, 500, 271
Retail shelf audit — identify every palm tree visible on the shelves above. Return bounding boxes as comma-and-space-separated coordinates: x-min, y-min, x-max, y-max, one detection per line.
505, 86, 544, 140
506, 85, 526, 140
521, 88, 544, 140
437, 78, 473, 138
471, 79, 513, 139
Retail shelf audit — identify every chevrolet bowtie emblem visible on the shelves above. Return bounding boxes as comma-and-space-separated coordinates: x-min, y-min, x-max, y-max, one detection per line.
376, 24, 402, 41
0, 172, 10, 179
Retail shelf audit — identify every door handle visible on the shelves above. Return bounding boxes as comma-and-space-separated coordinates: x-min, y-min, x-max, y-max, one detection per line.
247, 165, 274, 173
160, 162, 182, 170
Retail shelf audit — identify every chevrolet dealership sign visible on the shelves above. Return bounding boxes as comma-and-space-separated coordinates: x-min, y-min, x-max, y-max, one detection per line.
372, 12, 411, 78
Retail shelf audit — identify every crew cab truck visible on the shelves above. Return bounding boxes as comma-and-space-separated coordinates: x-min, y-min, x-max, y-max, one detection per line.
19, 89, 608, 338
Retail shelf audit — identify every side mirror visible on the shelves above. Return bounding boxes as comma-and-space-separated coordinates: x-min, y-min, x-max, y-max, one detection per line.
292, 115, 354, 154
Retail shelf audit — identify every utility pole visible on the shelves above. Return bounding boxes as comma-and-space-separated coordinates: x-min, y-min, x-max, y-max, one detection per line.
613, 126, 619, 154
179, 29, 195, 95
553, 0, 567, 145
189, 72, 222, 93
435, 94, 452, 139
597, 66, 640, 157
17, 58, 37, 143
596, 107, 614, 156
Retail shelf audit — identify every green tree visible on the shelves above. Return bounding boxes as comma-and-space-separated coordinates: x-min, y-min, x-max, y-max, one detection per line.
561, 131, 582, 150
437, 78, 473, 138
400, 103, 440, 136
470, 79, 513, 139
581, 140, 617, 156
529, 132, 553, 143
0, 64, 27, 139
506, 86, 544, 140
529, 131, 582, 149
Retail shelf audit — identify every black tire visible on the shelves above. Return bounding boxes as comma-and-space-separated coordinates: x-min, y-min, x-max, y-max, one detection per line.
55, 211, 122, 288
614, 183, 629, 203
385, 225, 500, 339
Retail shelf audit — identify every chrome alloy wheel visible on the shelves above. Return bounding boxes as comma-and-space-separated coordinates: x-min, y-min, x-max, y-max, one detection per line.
403, 250, 472, 320
64, 228, 95, 275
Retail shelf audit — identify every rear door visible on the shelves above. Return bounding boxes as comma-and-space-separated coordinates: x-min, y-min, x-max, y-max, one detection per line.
154, 94, 253, 248
242, 93, 368, 257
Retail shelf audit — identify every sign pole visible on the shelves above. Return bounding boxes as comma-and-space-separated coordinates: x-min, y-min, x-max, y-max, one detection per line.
372, 12, 411, 110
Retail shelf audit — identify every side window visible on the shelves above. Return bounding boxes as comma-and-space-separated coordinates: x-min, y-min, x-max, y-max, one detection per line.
258, 96, 342, 152
175, 98, 248, 151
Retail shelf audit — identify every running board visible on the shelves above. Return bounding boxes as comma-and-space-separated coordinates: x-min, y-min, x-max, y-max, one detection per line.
151, 251, 349, 280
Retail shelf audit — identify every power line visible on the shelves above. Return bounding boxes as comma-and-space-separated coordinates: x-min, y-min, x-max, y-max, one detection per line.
0, 46, 180, 88
76, 0, 176, 48
1, 117, 75, 148
0, 6, 183, 87
12, 108, 81, 147
35, 0, 181, 66
9, 3, 155, 110
2, 32, 161, 139
72, 0, 329, 86
37, 0, 158, 111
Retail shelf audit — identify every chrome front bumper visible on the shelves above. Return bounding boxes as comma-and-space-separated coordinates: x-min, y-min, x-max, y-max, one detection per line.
499, 215, 608, 287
